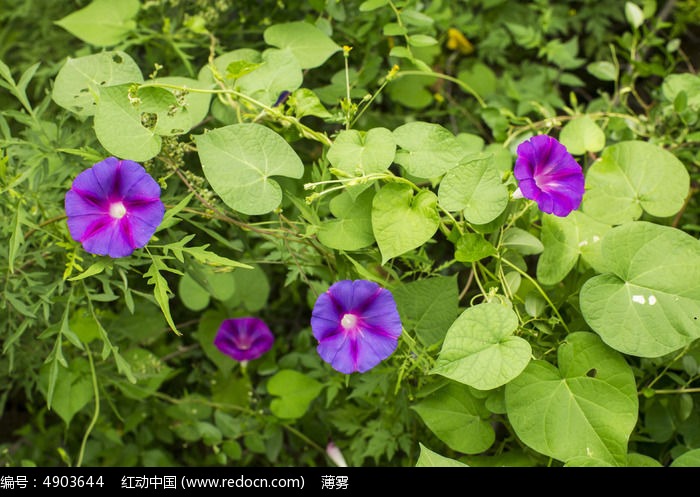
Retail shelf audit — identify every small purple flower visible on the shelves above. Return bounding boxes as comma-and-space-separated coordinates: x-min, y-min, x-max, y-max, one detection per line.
514, 135, 585, 217
214, 317, 274, 363
65, 157, 165, 258
311, 280, 403, 374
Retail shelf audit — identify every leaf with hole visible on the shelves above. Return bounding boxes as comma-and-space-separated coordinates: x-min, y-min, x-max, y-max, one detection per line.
505, 332, 638, 465
580, 221, 700, 357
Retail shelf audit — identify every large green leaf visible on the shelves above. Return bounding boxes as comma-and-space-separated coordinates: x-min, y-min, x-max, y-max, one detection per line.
327, 127, 396, 177
196, 123, 304, 215
39, 358, 94, 426
93, 84, 162, 161
263, 22, 341, 69
536, 211, 611, 285
52, 51, 144, 118
318, 189, 375, 251
438, 156, 509, 224
55, 0, 139, 47
236, 49, 303, 106
268, 370, 323, 419
392, 275, 460, 346
580, 221, 700, 357
416, 444, 469, 467
371, 183, 439, 264
393, 122, 465, 178
583, 141, 689, 224
505, 332, 639, 465
412, 382, 495, 454
432, 303, 531, 390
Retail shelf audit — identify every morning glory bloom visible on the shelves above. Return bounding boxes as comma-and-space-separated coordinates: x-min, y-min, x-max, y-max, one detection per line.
65, 157, 165, 258
311, 280, 403, 374
214, 317, 274, 363
513, 135, 585, 217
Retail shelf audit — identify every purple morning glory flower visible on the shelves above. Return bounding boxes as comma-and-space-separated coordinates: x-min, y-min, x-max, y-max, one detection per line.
311, 280, 403, 374
65, 157, 165, 258
214, 317, 274, 363
514, 135, 585, 217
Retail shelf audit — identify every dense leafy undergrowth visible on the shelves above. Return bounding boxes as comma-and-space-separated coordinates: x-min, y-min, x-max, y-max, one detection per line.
2, 0, 700, 467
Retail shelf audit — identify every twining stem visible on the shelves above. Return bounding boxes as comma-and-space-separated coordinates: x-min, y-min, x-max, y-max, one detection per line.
652, 387, 700, 395
500, 257, 570, 334
392, 70, 486, 108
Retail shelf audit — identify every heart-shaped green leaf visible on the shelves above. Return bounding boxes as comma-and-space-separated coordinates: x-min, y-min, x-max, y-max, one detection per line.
372, 183, 440, 264
52, 51, 143, 117
438, 156, 509, 224
327, 127, 396, 176
580, 221, 700, 357
196, 123, 304, 215
55, 0, 139, 47
412, 382, 495, 454
94, 84, 162, 161
393, 122, 465, 178
505, 332, 638, 465
583, 141, 689, 224
40, 358, 94, 426
536, 211, 611, 285
268, 370, 324, 419
318, 189, 375, 251
263, 22, 341, 69
432, 303, 532, 390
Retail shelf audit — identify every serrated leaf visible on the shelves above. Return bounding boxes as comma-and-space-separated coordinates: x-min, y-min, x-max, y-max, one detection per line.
144, 259, 179, 335
196, 123, 304, 215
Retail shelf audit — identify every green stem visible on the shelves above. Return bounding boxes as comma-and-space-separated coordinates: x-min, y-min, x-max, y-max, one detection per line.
76, 345, 99, 468
500, 257, 570, 334
652, 387, 700, 395
393, 70, 486, 108
144, 82, 333, 146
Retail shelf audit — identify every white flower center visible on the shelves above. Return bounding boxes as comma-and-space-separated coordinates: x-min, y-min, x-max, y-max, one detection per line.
109, 201, 127, 219
340, 313, 358, 330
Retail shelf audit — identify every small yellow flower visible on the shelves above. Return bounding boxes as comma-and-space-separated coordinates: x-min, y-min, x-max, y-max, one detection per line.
446, 28, 474, 55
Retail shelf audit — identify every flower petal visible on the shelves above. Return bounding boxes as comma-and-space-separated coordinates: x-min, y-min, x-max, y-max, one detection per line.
214, 317, 274, 362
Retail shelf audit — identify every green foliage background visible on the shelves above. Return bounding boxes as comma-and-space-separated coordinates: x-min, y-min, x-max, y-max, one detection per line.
1, 0, 700, 468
